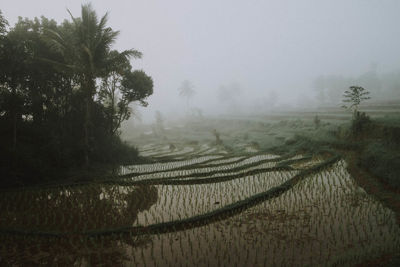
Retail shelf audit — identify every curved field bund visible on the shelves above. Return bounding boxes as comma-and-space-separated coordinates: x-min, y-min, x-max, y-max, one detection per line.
0, 143, 399, 266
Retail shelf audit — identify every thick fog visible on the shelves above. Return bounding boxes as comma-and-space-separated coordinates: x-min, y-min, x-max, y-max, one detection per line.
2, 0, 400, 122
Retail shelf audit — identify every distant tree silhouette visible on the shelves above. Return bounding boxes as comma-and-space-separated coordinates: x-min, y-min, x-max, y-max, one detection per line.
212, 129, 222, 145
342, 86, 370, 114
178, 80, 196, 108
155, 111, 164, 134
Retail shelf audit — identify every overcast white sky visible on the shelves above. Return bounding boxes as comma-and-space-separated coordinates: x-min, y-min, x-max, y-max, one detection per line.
2, 0, 400, 120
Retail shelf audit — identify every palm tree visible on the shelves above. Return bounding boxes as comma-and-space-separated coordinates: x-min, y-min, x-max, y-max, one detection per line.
178, 80, 196, 108
44, 4, 141, 167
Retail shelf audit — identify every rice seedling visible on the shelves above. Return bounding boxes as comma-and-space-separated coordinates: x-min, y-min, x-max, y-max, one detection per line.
0, 139, 399, 266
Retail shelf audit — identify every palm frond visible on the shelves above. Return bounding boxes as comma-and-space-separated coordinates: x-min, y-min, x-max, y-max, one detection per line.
97, 12, 109, 33
67, 8, 79, 26
121, 49, 142, 59
36, 56, 77, 72
42, 28, 67, 54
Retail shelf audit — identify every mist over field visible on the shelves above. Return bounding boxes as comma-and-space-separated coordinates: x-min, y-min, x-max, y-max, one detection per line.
2, 0, 400, 123
2, 1, 400, 265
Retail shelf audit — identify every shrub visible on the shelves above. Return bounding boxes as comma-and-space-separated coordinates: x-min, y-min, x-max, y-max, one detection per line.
351, 111, 371, 136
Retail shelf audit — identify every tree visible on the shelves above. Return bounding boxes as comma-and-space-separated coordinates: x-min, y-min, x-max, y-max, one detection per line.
0, 15, 37, 154
178, 80, 195, 108
342, 86, 371, 136
155, 111, 164, 134
44, 4, 142, 167
217, 82, 242, 114
342, 86, 371, 114
0, 10, 7, 35
357, 63, 381, 98
313, 75, 354, 104
99, 68, 153, 135
212, 129, 222, 145
0, 7, 153, 185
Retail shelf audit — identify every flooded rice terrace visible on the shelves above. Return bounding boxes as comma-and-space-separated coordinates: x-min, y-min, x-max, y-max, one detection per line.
0, 141, 399, 266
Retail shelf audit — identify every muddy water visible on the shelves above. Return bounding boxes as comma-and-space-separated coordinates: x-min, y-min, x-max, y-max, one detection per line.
134, 169, 297, 225
126, 160, 400, 266
0, 156, 399, 266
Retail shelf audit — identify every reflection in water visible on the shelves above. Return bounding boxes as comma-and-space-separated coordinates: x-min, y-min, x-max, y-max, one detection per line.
1, 155, 399, 266
0, 184, 158, 266
124, 161, 400, 266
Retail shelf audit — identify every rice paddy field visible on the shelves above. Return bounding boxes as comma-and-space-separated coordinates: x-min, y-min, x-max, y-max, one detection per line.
1, 116, 400, 266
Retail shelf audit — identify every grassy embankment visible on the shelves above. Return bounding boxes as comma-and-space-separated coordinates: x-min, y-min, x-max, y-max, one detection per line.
268, 113, 400, 202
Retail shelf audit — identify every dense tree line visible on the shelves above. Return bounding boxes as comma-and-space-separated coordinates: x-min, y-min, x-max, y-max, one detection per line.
0, 5, 153, 186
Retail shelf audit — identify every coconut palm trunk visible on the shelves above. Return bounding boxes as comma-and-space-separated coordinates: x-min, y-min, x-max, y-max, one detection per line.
10, 86, 19, 166
83, 93, 90, 168
82, 75, 96, 168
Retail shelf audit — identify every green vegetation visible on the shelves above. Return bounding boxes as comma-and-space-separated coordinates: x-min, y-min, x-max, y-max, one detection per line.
340, 86, 399, 189
0, 5, 153, 187
342, 85, 371, 113
0, 136, 398, 265
360, 141, 400, 188
0, 4, 399, 267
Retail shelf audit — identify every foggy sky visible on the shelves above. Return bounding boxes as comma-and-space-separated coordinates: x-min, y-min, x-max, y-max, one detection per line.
2, 0, 400, 121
